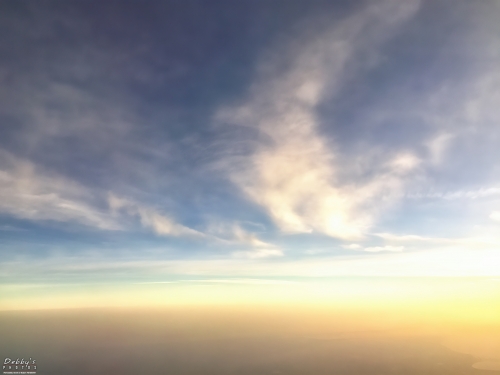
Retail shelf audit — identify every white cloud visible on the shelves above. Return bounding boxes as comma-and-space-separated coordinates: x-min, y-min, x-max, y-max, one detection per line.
0, 151, 208, 238
231, 225, 270, 247
490, 211, 500, 222
0, 151, 118, 230
0, 164, 280, 243
136, 207, 202, 237
6, 244, 500, 279
375, 232, 500, 250
108, 194, 202, 237
389, 153, 421, 173
0, 151, 202, 238
343, 243, 362, 250
204, 221, 275, 248
363, 245, 404, 253
407, 187, 500, 200
344, 241, 405, 252
416, 28, 500, 168
426, 133, 454, 165
219, 0, 421, 240
375, 232, 430, 242
232, 248, 284, 259
205, 221, 283, 257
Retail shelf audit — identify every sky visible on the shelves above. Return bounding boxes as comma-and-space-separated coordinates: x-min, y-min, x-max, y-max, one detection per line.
1, 0, 500, 311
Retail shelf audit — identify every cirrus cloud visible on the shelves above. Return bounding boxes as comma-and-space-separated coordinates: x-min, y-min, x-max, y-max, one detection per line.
218, 0, 422, 240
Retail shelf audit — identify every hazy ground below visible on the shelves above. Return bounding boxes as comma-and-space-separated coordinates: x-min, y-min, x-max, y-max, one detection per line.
1, 308, 499, 375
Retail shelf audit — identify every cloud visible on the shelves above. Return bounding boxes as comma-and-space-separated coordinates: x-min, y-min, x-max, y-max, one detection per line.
232, 248, 284, 259
0, 150, 118, 230
375, 233, 431, 242
218, 0, 421, 240
204, 220, 283, 257
344, 242, 403, 252
490, 211, 500, 222
5, 244, 500, 281
0, 151, 204, 238
407, 187, 500, 200
413, 22, 500, 177
389, 153, 421, 173
230, 224, 271, 247
108, 194, 202, 237
0, 150, 215, 240
375, 232, 500, 250
136, 207, 202, 237
343, 244, 362, 250
204, 220, 278, 249
363, 245, 404, 253
426, 133, 455, 165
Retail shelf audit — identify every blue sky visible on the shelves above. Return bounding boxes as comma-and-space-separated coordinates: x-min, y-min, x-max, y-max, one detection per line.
1, 0, 500, 290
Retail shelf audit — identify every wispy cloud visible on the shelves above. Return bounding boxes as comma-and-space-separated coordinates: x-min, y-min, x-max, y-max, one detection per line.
363, 245, 404, 253
4, 243, 500, 280
375, 232, 500, 249
138, 278, 296, 285
0, 150, 117, 230
490, 211, 500, 222
343, 242, 403, 253
0, 150, 209, 238
218, 0, 421, 240
204, 220, 276, 247
232, 248, 284, 259
407, 187, 500, 200
108, 194, 203, 237
426, 133, 455, 166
